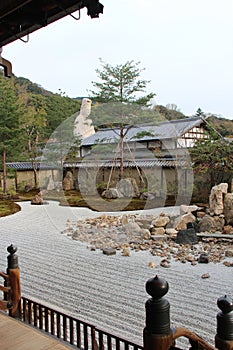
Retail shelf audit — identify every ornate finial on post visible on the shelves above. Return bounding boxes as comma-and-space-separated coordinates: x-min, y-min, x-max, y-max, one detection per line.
143, 275, 173, 350
215, 295, 233, 350
7, 244, 18, 270
6, 244, 21, 317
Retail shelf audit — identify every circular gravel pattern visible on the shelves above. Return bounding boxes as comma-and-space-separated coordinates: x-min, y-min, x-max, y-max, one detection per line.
0, 201, 232, 347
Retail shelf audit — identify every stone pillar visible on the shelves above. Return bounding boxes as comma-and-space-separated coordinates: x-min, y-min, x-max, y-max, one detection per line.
143, 275, 173, 350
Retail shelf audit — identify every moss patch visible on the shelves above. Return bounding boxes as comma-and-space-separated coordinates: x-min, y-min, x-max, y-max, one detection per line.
0, 201, 21, 217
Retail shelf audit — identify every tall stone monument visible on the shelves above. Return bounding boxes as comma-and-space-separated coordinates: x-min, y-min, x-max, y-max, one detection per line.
74, 98, 95, 139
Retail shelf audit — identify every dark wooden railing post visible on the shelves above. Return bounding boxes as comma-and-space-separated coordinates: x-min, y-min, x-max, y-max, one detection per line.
215, 295, 233, 350
143, 275, 173, 350
7, 244, 21, 317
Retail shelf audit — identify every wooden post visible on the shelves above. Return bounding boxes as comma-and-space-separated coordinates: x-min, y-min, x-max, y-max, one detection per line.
7, 244, 21, 317
215, 295, 233, 350
0, 48, 12, 78
143, 275, 173, 350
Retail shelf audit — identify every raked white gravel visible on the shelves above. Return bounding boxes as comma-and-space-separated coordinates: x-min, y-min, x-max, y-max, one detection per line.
0, 201, 232, 346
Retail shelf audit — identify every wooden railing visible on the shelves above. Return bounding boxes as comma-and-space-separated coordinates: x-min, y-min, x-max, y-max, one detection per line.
1, 245, 233, 350
20, 296, 143, 350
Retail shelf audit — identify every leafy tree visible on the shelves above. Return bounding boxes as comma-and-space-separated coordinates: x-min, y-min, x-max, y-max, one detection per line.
88, 60, 157, 179
89, 59, 155, 106
17, 87, 47, 188
0, 76, 21, 193
89, 102, 162, 179
190, 137, 233, 195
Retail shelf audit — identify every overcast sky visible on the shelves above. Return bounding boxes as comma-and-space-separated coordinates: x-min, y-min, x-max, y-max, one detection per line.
3, 0, 233, 118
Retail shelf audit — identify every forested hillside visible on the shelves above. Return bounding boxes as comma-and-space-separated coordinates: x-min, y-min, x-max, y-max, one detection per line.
0, 74, 81, 168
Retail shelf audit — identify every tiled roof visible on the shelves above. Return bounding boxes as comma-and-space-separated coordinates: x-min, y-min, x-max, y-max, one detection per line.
64, 159, 191, 168
6, 162, 61, 170
81, 117, 205, 147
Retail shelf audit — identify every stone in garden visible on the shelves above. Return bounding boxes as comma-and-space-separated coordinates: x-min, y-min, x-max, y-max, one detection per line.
209, 183, 228, 215
223, 225, 233, 234
180, 204, 200, 215
140, 192, 155, 200
148, 262, 157, 268
102, 188, 121, 199
199, 215, 225, 233
197, 211, 207, 219
121, 214, 129, 225
201, 273, 210, 279
174, 213, 196, 230
62, 171, 74, 190
116, 178, 140, 198
187, 221, 199, 232
152, 216, 170, 227
150, 227, 165, 235
223, 193, 233, 225
31, 195, 48, 205
198, 253, 209, 263
140, 229, 151, 239
160, 259, 171, 268
123, 222, 141, 235
165, 228, 178, 236
102, 247, 116, 255
176, 228, 198, 245
122, 248, 130, 256
225, 249, 233, 257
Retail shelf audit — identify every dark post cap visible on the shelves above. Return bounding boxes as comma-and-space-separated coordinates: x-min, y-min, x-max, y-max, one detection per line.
216, 295, 233, 341
7, 244, 17, 255
145, 275, 169, 299
7, 244, 18, 269
217, 295, 233, 314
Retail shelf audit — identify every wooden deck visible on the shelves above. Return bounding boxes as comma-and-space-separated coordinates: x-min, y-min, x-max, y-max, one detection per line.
0, 312, 74, 350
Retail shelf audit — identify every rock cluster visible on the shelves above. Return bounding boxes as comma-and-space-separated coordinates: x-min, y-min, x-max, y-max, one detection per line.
102, 178, 140, 199
61, 203, 233, 266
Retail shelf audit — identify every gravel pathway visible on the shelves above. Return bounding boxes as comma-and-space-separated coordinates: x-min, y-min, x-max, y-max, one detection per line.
0, 201, 232, 347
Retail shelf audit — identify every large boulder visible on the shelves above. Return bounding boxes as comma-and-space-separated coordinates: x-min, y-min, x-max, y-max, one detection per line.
209, 183, 228, 215
62, 171, 74, 190
199, 215, 225, 232
116, 178, 140, 198
31, 195, 48, 205
176, 227, 198, 245
224, 193, 233, 225
174, 213, 196, 230
102, 188, 121, 199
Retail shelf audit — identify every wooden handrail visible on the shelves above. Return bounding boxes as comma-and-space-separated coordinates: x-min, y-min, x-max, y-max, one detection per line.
173, 327, 217, 350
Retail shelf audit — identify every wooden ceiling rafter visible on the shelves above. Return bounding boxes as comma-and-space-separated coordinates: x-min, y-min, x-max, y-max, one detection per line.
0, 1, 104, 47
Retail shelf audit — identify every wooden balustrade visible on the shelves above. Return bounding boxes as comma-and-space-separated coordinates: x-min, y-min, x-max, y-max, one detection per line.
1, 246, 233, 350
20, 296, 143, 350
